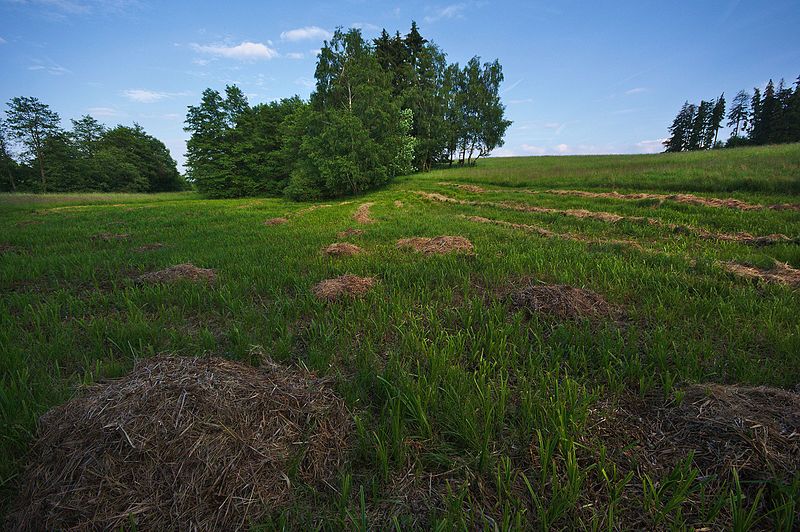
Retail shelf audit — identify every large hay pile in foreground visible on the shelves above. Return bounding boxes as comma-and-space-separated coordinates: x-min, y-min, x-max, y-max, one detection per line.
508, 283, 621, 321
8, 356, 352, 531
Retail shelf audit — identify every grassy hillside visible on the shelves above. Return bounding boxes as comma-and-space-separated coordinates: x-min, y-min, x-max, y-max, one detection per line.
2, 144, 799, 529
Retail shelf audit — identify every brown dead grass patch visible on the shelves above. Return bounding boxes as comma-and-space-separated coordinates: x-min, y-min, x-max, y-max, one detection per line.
397, 235, 475, 255
354, 202, 375, 224
507, 282, 621, 321
264, 217, 289, 225
722, 260, 800, 287
92, 231, 129, 241
312, 274, 376, 301
394, 200, 404, 208
133, 243, 165, 253
7, 355, 352, 531
323, 242, 363, 257
337, 228, 364, 238
137, 263, 216, 284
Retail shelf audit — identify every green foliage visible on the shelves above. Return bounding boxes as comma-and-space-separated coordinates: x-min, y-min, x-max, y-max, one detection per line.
669, 75, 800, 151
184, 22, 511, 200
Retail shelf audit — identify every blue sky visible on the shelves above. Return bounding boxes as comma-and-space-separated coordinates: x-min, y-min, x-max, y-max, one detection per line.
1, 0, 799, 168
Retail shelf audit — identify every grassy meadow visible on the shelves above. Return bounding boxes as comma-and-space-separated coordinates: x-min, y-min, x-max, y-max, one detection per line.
2, 144, 800, 529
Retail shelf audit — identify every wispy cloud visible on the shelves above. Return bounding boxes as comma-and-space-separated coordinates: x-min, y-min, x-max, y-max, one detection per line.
86, 106, 121, 117
636, 139, 666, 154
191, 41, 278, 60
27, 59, 71, 75
280, 26, 332, 42
121, 89, 190, 103
502, 78, 523, 95
625, 87, 647, 95
285, 52, 305, 60
508, 98, 533, 105
351, 22, 380, 32
424, 3, 467, 23
9, 0, 142, 20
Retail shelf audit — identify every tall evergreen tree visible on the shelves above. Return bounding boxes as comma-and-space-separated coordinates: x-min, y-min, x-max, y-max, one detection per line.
710, 93, 725, 146
664, 102, 696, 152
726, 90, 750, 139
5, 96, 62, 192
688, 100, 711, 150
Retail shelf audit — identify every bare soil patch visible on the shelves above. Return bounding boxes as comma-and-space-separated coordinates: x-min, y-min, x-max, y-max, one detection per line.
507, 282, 621, 321
92, 231, 130, 241
353, 202, 376, 224
137, 263, 216, 284
312, 274, 376, 301
264, 217, 289, 225
323, 242, 364, 257
7, 355, 351, 531
723, 260, 800, 287
337, 228, 364, 238
397, 235, 475, 255
133, 243, 165, 253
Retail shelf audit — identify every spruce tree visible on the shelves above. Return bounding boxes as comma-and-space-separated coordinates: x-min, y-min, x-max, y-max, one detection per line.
710, 94, 725, 146
726, 90, 750, 139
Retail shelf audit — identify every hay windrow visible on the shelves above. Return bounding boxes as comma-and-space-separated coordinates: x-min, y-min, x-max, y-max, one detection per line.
397, 235, 475, 255
295, 204, 333, 216
595, 384, 800, 483
507, 282, 621, 321
92, 231, 129, 241
323, 242, 363, 257
337, 228, 364, 238
419, 191, 793, 246
438, 182, 487, 193
133, 242, 165, 253
722, 260, 800, 287
312, 274, 376, 301
137, 263, 216, 284
7, 355, 352, 531
354, 202, 376, 224
545, 189, 800, 212
264, 217, 289, 225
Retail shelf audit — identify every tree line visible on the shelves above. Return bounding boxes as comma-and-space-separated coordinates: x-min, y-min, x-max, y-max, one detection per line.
184, 23, 512, 199
0, 96, 185, 193
664, 76, 800, 152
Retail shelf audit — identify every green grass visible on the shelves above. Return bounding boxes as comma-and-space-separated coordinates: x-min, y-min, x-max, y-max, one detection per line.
2, 144, 800, 529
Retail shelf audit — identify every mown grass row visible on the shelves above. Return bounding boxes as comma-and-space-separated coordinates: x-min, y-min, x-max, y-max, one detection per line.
2, 145, 799, 528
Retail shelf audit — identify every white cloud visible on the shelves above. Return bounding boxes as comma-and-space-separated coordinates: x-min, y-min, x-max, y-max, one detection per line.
424, 3, 466, 23
351, 22, 380, 32
294, 77, 315, 89
122, 89, 189, 103
625, 87, 647, 95
28, 61, 71, 75
636, 139, 666, 154
86, 106, 121, 117
280, 26, 332, 42
191, 41, 278, 60
285, 52, 305, 60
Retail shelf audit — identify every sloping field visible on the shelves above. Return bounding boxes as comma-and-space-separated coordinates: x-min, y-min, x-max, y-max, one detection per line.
2, 144, 799, 529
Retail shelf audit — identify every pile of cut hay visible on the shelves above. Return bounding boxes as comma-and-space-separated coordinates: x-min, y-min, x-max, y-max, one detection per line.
723, 260, 800, 287
132, 242, 165, 253
508, 283, 620, 321
396, 236, 474, 255
92, 232, 129, 241
353, 203, 375, 224
323, 242, 363, 257
7, 355, 352, 531
264, 217, 289, 225
137, 263, 216, 284
338, 228, 364, 238
312, 274, 376, 301
596, 383, 800, 484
